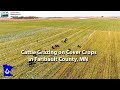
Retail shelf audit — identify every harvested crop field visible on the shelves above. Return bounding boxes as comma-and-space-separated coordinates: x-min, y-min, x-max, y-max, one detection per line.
0, 18, 120, 79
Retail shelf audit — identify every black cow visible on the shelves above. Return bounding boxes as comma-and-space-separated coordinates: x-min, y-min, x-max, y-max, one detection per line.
62, 38, 68, 43
52, 46, 55, 49
77, 45, 81, 48
55, 45, 59, 47
64, 41, 66, 43
68, 48, 71, 51
65, 38, 68, 41
28, 61, 35, 66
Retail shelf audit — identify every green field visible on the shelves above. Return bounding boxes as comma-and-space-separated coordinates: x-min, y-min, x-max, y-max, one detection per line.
1, 18, 120, 79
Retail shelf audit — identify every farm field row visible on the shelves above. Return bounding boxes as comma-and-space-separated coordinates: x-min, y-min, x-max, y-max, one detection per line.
0, 18, 120, 79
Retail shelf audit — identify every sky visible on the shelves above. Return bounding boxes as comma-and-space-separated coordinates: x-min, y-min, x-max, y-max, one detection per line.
2, 11, 120, 17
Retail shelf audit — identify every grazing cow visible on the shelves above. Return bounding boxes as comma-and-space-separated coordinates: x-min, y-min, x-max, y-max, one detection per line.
77, 45, 81, 48
68, 48, 71, 52
65, 38, 68, 41
55, 45, 59, 47
28, 61, 35, 66
52, 46, 55, 49
55, 45, 57, 47
64, 38, 68, 43
62, 38, 68, 43
64, 41, 66, 43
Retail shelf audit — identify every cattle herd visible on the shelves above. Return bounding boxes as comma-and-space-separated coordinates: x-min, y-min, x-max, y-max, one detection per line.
28, 38, 81, 66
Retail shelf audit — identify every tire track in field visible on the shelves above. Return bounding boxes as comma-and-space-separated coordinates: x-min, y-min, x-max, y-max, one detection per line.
109, 30, 118, 78
115, 32, 120, 78
87, 31, 110, 79
98, 31, 118, 79
65, 27, 109, 78
113, 20, 120, 78
66, 30, 97, 78
74, 31, 108, 78
90, 31, 118, 79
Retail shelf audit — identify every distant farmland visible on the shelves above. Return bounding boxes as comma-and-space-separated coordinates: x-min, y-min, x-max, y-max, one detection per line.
0, 18, 120, 79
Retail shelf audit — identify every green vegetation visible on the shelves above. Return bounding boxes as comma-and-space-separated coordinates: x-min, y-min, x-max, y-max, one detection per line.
0, 18, 120, 79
